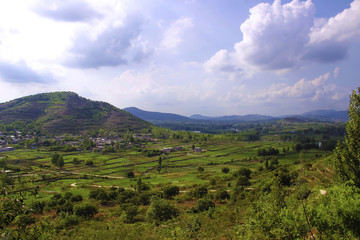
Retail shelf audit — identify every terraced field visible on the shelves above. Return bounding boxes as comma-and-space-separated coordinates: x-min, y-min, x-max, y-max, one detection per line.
3, 139, 329, 195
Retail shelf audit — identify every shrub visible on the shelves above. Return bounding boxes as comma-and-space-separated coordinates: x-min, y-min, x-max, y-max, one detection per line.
127, 171, 135, 178
194, 198, 215, 212
70, 194, 83, 203
61, 214, 79, 228
118, 190, 136, 204
221, 167, 230, 173
74, 203, 98, 219
193, 186, 208, 198
236, 175, 251, 187
30, 200, 47, 214
216, 190, 230, 202
233, 167, 251, 179
146, 197, 179, 222
162, 186, 180, 199
85, 159, 94, 166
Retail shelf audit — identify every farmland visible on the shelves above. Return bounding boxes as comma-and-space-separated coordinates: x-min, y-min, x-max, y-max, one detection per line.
0, 119, 348, 239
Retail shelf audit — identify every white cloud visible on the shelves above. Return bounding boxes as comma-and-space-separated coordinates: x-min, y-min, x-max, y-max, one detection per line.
252, 71, 348, 103
160, 17, 193, 50
206, 0, 360, 73
309, 0, 360, 44
305, 0, 360, 62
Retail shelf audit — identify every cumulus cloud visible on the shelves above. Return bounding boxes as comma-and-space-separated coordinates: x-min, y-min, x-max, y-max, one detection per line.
65, 16, 146, 68
160, 17, 193, 50
0, 61, 54, 83
34, 0, 102, 22
206, 0, 360, 73
204, 49, 241, 73
305, 0, 360, 62
252, 70, 348, 104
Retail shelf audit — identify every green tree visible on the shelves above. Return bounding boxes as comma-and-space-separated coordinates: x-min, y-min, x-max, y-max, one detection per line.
194, 198, 215, 213
74, 203, 98, 219
162, 185, 180, 199
51, 153, 64, 168
146, 197, 179, 222
72, 157, 80, 165
221, 167, 230, 173
333, 87, 360, 187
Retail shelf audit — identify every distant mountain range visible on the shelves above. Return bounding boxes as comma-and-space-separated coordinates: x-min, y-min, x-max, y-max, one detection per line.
125, 107, 348, 123
123, 107, 192, 122
0, 92, 149, 134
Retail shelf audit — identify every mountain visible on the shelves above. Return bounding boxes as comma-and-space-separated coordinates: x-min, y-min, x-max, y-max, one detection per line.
0, 92, 150, 134
301, 110, 348, 121
124, 107, 192, 122
190, 114, 276, 122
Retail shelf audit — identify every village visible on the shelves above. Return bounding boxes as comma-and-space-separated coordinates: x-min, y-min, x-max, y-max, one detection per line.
0, 130, 203, 154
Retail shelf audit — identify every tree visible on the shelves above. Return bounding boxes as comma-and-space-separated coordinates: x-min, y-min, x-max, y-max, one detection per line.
146, 197, 179, 222
127, 171, 135, 178
233, 167, 251, 179
72, 157, 80, 165
193, 186, 208, 198
51, 153, 64, 168
74, 203, 98, 219
194, 198, 215, 212
162, 185, 180, 199
333, 87, 360, 187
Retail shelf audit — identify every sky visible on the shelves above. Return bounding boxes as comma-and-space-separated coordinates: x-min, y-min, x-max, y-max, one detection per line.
0, 0, 359, 117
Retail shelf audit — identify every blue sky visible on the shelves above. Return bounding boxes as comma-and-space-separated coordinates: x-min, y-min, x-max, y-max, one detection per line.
0, 0, 359, 116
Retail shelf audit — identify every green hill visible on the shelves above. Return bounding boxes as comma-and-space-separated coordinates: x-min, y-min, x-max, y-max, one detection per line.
0, 92, 150, 134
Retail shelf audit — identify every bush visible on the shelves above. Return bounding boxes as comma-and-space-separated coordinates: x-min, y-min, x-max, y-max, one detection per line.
193, 186, 208, 198
162, 186, 180, 199
216, 190, 230, 202
127, 171, 135, 178
89, 188, 109, 203
221, 167, 230, 173
70, 194, 83, 203
56, 202, 73, 215
14, 214, 36, 230
236, 176, 251, 187
233, 167, 251, 179
85, 159, 94, 166
194, 198, 215, 212
146, 197, 179, 222
198, 166, 204, 172
118, 190, 136, 204
74, 203, 98, 219
61, 214, 80, 228
30, 200, 47, 214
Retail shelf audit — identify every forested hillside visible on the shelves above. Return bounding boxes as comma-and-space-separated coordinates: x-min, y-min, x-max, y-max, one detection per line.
0, 92, 150, 134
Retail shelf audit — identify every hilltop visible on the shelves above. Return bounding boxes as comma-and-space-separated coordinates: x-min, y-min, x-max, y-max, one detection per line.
0, 92, 150, 134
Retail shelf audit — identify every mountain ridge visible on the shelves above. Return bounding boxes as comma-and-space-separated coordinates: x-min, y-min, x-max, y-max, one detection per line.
125, 107, 348, 122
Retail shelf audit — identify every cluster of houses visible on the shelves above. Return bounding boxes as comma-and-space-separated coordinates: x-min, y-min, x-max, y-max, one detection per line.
0, 130, 205, 154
